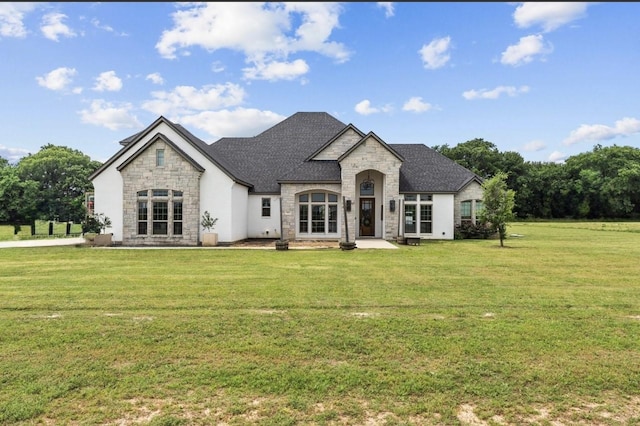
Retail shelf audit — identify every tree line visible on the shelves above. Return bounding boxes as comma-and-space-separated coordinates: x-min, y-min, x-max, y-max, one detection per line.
434, 139, 640, 220
0, 144, 101, 232
1, 140, 639, 232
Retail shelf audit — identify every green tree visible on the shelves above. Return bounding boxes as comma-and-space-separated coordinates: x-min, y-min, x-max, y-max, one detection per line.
16, 144, 101, 223
0, 165, 38, 230
479, 171, 515, 247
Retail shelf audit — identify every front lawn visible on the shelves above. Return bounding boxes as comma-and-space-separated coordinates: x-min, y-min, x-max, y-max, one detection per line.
1, 222, 639, 425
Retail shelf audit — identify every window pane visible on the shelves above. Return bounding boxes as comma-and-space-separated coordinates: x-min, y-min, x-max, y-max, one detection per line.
420, 205, 432, 234
262, 198, 271, 217
156, 149, 164, 167
328, 205, 338, 233
311, 193, 325, 202
328, 193, 338, 202
360, 181, 374, 196
420, 193, 432, 201
420, 221, 433, 234
461, 200, 472, 219
173, 190, 183, 197
173, 222, 182, 235
173, 202, 182, 221
153, 202, 168, 220
299, 204, 308, 233
138, 222, 147, 235
312, 205, 325, 232
138, 201, 147, 220
153, 189, 169, 197
299, 194, 308, 203
137, 190, 148, 197
420, 205, 432, 221
153, 222, 168, 235
405, 194, 417, 201
405, 204, 416, 233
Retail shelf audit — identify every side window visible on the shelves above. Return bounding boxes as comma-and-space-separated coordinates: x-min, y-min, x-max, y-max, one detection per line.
156, 149, 165, 167
262, 197, 271, 217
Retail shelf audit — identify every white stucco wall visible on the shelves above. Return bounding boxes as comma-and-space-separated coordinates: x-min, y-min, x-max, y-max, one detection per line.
247, 194, 281, 239
92, 167, 123, 241
431, 193, 455, 240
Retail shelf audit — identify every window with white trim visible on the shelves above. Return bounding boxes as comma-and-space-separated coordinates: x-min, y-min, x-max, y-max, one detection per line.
262, 197, 271, 217
298, 192, 339, 236
156, 149, 165, 167
404, 193, 433, 235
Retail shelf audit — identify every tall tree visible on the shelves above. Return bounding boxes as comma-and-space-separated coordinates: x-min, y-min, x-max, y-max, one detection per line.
16, 144, 102, 223
0, 165, 38, 230
479, 171, 515, 247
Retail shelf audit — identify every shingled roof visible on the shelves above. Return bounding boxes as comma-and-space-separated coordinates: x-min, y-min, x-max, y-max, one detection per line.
207, 112, 347, 193
393, 144, 482, 192
93, 112, 481, 195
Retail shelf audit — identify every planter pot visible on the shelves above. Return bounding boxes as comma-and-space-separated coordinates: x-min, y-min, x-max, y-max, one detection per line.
202, 232, 218, 247
339, 241, 357, 251
275, 240, 289, 251
93, 233, 113, 247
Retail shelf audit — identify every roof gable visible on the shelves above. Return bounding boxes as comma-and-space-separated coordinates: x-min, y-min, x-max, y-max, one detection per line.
338, 131, 404, 162
116, 133, 205, 173
306, 124, 365, 161
90, 116, 251, 187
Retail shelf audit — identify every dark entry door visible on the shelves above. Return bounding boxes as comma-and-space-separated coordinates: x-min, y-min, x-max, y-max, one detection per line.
360, 198, 375, 236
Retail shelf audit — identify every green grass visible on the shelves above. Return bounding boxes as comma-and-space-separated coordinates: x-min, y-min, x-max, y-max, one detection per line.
1, 222, 640, 425
0, 221, 82, 241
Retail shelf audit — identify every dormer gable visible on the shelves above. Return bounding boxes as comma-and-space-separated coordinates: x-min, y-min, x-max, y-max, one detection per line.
338, 131, 404, 163
307, 124, 366, 161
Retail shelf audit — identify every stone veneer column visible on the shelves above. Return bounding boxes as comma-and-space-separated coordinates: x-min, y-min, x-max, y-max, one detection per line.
339, 137, 401, 242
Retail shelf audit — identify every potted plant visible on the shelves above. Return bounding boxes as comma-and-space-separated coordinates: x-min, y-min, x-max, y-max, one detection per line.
83, 213, 112, 246
201, 210, 219, 246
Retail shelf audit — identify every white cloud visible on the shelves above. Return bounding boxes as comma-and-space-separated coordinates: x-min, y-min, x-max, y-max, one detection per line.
41, 12, 77, 42
0, 3, 37, 38
377, 2, 394, 18
522, 140, 547, 152
146, 72, 165, 85
35, 67, 77, 91
501, 34, 552, 66
402, 97, 434, 113
462, 85, 530, 100
513, 2, 589, 33
563, 117, 640, 146
548, 150, 566, 163
141, 83, 246, 117
78, 99, 141, 130
243, 59, 309, 81
354, 100, 392, 115
178, 108, 286, 139
155, 3, 349, 81
419, 36, 451, 70
0, 144, 31, 162
93, 71, 123, 92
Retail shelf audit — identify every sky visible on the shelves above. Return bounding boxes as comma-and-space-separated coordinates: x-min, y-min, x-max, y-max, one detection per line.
1, 2, 639, 165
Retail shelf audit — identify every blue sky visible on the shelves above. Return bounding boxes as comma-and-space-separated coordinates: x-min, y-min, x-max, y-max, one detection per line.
1, 2, 639, 164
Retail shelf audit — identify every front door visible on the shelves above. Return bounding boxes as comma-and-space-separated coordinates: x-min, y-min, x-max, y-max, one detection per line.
360, 198, 375, 236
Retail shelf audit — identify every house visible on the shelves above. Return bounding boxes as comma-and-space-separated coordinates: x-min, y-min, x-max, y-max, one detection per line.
89, 112, 484, 246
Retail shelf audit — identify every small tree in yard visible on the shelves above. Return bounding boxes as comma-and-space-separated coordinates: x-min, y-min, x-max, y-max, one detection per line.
200, 211, 218, 232
479, 171, 515, 247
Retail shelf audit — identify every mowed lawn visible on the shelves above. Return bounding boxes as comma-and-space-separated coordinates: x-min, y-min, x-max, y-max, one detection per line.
1, 222, 640, 425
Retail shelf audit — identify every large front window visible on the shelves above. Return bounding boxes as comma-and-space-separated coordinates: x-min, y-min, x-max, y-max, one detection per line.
137, 189, 183, 237
404, 193, 433, 235
298, 192, 339, 236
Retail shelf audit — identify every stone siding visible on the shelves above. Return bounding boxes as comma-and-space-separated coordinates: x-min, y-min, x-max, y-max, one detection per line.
454, 180, 483, 225
339, 137, 401, 241
120, 140, 201, 245
312, 129, 362, 160
281, 183, 343, 241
